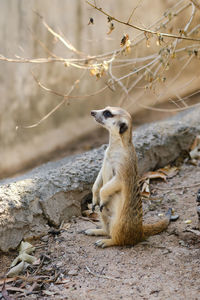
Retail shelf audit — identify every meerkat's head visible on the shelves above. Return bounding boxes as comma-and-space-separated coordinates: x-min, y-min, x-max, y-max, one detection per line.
91, 106, 132, 139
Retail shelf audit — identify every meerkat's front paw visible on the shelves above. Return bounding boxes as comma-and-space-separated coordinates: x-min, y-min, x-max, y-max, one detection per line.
95, 239, 106, 248
91, 196, 100, 212
84, 228, 107, 236
84, 229, 95, 236
95, 238, 115, 248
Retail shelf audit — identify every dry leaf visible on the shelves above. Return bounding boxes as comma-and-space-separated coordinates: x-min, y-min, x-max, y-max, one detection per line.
120, 34, 129, 46
190, 135, 200, 159
145, 70, 154, 82
144, 31, 152, 48
88, 17, 94, 25
90, 62, 108, 79
107, 22, 115, 35
141, 178, 150, 198
142, 171, 167, 182
19, 241, 35, 255
146, 39, 151, 48
120, 34, 131, 54
7, 261, 25, 277
7, 241, 36, 277
82, 209, 99, 220
156, 34, 164, 46
158, 165, 179, 178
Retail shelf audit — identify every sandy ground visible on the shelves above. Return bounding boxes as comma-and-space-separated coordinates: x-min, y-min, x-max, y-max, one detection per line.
0, 161, 200, 300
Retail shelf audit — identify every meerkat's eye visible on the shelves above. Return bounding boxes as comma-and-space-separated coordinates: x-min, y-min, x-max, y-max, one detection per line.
103, 110, 113, 118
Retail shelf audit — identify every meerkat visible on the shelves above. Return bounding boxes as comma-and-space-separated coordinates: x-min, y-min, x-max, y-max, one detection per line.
84, 106, 178, 248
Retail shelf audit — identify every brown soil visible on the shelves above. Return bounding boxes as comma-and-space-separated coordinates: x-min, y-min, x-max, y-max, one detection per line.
1, 162, 200, 299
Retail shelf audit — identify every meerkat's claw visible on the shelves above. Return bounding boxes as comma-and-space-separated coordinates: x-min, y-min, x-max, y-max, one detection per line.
100, 204, 104, 212
92, 204, 96, 212
95, 239, 105, 248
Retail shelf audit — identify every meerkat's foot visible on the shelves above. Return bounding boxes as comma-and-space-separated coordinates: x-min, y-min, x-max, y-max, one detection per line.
95, 238, 115, 248
84, 228, 107, 236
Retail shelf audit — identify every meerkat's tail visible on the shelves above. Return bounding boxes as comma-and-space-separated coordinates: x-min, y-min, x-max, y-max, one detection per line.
143, 208, 178, 237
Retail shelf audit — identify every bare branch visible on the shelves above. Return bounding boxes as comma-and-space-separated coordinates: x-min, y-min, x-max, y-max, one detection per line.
190, 0, 200, 10
34, 10, 86, 57
86, 1, 200, 42
127, 0, 143, 24
18, 71, 86, 129
28, 27, 58, 58
168, 54, 195, 86
31, 71, 109, 100
137, 100, 200, 113
184, 2, 196, 32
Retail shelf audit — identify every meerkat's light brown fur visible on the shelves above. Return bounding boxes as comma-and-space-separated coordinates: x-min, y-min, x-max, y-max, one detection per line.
85, 106, 173, 248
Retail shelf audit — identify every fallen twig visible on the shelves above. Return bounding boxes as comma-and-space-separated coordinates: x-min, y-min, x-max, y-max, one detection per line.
85, 265, 132, 285
79, 216, 99, 226
184, 228, 200, 236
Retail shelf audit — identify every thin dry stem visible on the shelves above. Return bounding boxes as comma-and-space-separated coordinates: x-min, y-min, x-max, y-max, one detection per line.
34, 10, 86, 57
85, 265, 133, 285
127, 0, 143, 23
86, 1, 200, 42
19, 71, 86, 129
190, 0, 200, 10
31, 71, 109, 99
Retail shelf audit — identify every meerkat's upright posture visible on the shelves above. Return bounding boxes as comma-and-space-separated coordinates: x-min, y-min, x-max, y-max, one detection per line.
85, 106, 177, 248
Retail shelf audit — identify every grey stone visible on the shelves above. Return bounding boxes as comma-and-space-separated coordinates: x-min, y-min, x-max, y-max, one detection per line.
0, 107, 200, 252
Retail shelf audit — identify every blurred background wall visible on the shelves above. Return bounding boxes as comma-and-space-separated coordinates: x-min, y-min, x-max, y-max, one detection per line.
0, 0, 199, 178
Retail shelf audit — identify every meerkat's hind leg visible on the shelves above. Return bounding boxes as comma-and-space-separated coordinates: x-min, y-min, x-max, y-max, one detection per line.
95, 238, 116, 248
84, 228, 107, 236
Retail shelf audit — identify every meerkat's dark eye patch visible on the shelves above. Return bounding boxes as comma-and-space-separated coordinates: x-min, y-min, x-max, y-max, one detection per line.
119, 122, 128, 134
103, 110, 113, 118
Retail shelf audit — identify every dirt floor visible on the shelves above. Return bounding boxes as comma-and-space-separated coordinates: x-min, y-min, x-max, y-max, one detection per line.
0, 161, 200, 300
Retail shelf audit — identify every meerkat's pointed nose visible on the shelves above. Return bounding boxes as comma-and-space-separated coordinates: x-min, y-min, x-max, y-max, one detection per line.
91, 110, 96, 117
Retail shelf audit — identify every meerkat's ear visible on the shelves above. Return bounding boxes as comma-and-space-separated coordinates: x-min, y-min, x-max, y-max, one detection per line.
119, 122, 128, 134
